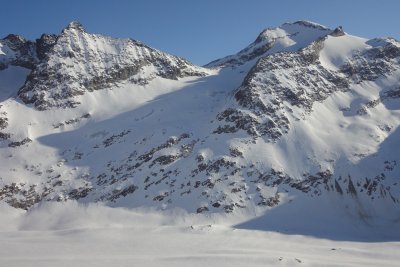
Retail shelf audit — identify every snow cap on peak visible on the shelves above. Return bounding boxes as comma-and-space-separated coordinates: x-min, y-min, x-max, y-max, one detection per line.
1, 34, 29, 51
254, 20, 330, 44
3, 34, 27, 44
63, 21, 86, 33
282, 20, 330, 31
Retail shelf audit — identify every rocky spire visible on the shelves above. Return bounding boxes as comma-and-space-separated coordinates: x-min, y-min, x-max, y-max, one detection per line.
330, 26, 345, 37
62, 21, 86, 33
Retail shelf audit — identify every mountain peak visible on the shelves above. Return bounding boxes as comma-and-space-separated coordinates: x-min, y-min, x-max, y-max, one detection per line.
63, 21, 86, 33
206, 20, 332, 68
282, 20, 330, 31
256, 20, 331, 42
330, 26, 345, 37
2, 34, 27, 45
16, 21, 207, 110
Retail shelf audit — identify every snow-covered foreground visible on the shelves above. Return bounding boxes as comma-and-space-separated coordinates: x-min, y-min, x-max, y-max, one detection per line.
1, 202, 399, 267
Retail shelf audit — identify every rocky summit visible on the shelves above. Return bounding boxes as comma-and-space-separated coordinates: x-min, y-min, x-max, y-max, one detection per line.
0, 21, 399, 224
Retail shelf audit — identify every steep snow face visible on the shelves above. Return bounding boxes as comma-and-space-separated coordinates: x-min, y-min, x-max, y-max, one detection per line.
0, 21, 399, 231
17, 22, 208, 110
206, 21, 332, 68
319, 34, 369, 70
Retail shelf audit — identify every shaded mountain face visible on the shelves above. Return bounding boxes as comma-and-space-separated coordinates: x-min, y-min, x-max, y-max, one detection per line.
0, 21, 399, 225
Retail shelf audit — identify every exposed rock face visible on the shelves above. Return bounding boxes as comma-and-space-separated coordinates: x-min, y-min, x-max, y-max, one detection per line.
341, 38, 400, 83
330, 26, 345, 37
35, 34, 57, 60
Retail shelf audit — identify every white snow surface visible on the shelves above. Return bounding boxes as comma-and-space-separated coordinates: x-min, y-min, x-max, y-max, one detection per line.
319, 34, 369, 70
0, 201, 399, 267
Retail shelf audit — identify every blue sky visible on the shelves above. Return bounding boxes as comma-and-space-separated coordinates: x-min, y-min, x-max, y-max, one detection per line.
1, 0, 399, 65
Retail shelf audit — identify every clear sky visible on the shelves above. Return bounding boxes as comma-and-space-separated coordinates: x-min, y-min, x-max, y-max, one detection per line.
1, 0, 399, 65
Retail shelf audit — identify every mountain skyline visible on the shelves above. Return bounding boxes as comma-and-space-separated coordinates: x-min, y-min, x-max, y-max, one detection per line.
1, 0, 399, 65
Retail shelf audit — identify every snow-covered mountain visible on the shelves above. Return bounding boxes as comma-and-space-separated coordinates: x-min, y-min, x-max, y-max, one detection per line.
6, 22, 207, 110
0, 21, 399, 226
